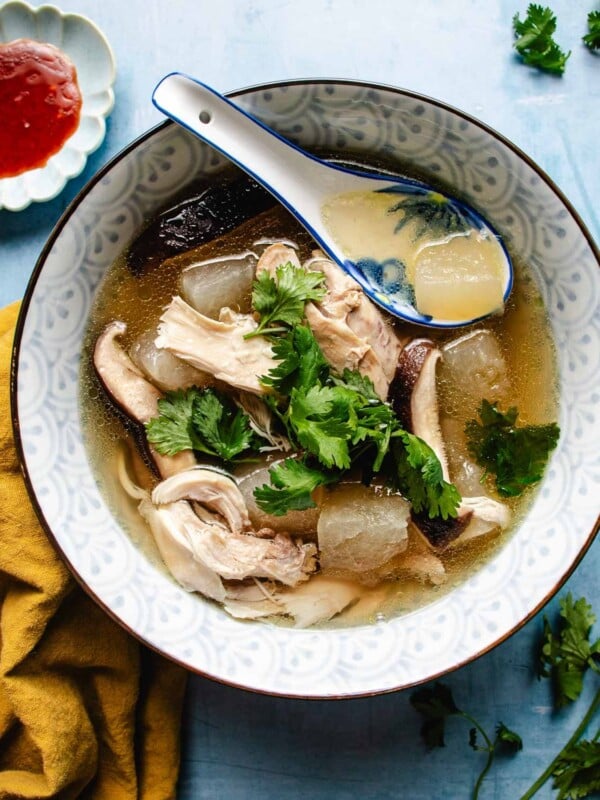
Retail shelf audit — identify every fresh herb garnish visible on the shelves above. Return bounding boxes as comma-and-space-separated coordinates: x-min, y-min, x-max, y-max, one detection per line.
410, 683, 522, 799
540, 595, 600, 708
392, 433, 461, 520
551, 737, 600, 800
583, 10, 600, 50
411, 596, 600, 799
146, 386, 262, 463
465, 399, 560, 497
245, 262, 326, 339
253, 457, 335, 515
513, 4, 571, 74
260, 324, 329, 396
255, 318, 461, 518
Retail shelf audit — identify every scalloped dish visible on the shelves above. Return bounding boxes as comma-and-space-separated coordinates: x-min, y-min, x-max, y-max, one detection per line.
0, 1, 115, 211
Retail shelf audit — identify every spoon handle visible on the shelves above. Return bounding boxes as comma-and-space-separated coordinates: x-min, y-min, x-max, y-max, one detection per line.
153, 73, 335, 221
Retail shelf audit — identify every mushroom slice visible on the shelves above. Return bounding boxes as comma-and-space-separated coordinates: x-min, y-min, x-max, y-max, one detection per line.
155, 295, 277, 395
94, 321, 162, 424
303, 255, 402, 400
151, 467, 251, 534
94, 321, 197, 479
390, 338, 448, 479
413, 495, 510, 551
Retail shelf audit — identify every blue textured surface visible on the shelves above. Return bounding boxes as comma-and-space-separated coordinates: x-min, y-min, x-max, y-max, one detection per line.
0, 1, 598, 798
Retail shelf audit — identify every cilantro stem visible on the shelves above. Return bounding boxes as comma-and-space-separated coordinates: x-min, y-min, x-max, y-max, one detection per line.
244, 325, 288, 340
461, 712, 494, 800
518, 686, 600, 800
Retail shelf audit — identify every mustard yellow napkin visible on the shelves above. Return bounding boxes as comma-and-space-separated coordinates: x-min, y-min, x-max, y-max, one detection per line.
0, 302, 188, 800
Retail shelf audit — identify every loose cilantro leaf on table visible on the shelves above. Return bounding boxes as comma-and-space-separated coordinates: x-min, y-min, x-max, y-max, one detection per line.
551, 737, 600, 800
513, 4, 571, 74
583, 10, 600, 50
246, 262, 326, 338
465, 399, 560, 497
392, 433, 461, 520
146, 386, 261, 463
540, 594, 600, 708
253, 457, 335, 515
410, 683, 522, 799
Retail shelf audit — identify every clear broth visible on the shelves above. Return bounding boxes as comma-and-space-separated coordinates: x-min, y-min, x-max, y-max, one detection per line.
81, 169, 558, 629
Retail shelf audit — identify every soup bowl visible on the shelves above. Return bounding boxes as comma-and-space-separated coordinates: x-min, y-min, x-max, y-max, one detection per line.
11, 79, 600, 698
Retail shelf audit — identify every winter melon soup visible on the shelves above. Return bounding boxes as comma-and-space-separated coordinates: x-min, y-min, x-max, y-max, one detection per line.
82, 172, 560, 630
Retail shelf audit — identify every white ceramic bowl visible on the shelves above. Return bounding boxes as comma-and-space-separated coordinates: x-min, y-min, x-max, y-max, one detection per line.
12, 80, 600, 698
0, 0, 115, 211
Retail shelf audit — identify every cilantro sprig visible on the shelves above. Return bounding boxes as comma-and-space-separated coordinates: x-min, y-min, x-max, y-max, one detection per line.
410, 683, 522, 799
254, 320, 460, 519
146, 386, 263, 463
466, 399, 560, 498
253, 457, 336, 515
540, 595, 600, 708
583, 10, 600, 50
411, 595, 600, 800
245, 262, 326, 339
513, 4, 571, 74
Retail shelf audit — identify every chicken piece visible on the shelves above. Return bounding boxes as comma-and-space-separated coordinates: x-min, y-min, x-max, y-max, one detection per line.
138, 498, 228, 600
236, 392, 290, 452
144, 466, 317, 588
255, 242, 302, 276
151, 467, 251, 534
303, 254, 402, 399
155, 295, 277, 395
224, 575, 361, 627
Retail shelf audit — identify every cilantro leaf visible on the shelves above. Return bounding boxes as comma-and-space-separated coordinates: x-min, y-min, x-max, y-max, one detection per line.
145, 388, 202, 455
465, 399, 560, 497
410, 682, 461, 749
583, 10, 600, 50
261, 325, 328, 395
191, 388, 257, 462
495, 723, 523, 752
552, 737, 600, 800
253, 457, 334, 516
288, 385, 353, 469
540, 594, 600, 708
248, 262, 326, 338
513, 4, 571, 74
146, 387, 260, 463
393, 433, 461, 519
330, 368, 383, 402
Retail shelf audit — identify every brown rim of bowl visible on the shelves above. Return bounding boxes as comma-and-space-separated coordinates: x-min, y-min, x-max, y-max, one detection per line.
10, 77, 600, 700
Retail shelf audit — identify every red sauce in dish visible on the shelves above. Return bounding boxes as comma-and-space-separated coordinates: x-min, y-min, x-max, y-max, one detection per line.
0, 38, 82, 179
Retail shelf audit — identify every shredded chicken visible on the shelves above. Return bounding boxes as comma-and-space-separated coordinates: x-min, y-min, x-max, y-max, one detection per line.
155, 295, 277, 395
303, 254, 402, 399
151, 467, 251, 534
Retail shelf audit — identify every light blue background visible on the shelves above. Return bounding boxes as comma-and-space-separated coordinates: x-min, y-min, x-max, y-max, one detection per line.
1, 1, 598, 798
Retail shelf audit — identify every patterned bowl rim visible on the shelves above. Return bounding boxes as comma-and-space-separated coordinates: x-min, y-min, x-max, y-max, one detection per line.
10, 78, 600, 699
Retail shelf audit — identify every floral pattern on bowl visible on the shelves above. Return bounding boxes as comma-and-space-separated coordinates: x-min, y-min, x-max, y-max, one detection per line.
0, 0, 115, 211
12, 80, 600, 698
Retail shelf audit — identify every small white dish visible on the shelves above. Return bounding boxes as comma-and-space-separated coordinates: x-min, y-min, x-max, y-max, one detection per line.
0, 0, 115, 211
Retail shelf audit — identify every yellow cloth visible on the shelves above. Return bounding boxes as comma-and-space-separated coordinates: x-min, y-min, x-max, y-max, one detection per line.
0, 302, 188, 800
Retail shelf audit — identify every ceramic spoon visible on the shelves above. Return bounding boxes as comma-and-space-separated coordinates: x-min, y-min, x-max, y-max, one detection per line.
152, 73, 513, 328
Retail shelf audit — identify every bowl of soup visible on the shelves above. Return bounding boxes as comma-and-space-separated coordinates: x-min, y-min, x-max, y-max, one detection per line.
12, 79, 599, 697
